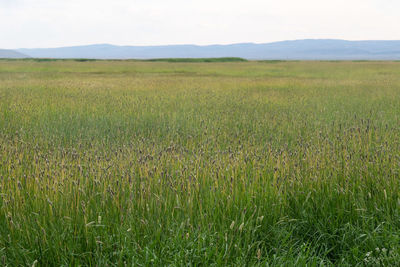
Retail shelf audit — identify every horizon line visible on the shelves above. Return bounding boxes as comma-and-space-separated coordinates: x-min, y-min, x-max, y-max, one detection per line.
11, 38, 400, 50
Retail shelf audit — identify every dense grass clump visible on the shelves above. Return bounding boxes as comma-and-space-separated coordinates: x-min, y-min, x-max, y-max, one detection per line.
0, 60, 400, 265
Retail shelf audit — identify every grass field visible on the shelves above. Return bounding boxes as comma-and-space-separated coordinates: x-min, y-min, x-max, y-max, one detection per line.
1, 60, 400, 266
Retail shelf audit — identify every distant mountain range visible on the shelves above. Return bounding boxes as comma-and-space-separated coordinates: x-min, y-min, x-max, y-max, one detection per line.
0, 49, 29, 58
4, 39, 400, 60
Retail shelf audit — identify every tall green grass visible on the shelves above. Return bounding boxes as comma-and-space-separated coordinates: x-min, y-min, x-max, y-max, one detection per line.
0, 60, 400, 265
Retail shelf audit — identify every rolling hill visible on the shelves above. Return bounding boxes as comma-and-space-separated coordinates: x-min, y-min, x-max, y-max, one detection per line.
0, 49, 29, 58
15, 40, 400, 60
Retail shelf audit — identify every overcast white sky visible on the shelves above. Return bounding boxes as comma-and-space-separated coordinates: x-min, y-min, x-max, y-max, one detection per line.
1, 0, 399, 49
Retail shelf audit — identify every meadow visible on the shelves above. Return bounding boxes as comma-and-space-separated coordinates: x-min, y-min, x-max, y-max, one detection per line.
0, 60, 400, 266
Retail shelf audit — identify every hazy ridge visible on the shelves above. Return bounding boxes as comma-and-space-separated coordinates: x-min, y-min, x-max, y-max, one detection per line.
0, 49, 29, 58
8, 39, 400, 59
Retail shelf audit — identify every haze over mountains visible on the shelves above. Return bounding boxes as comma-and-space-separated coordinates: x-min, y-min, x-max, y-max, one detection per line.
0, 49, 29, 58
4, 39, 400, 60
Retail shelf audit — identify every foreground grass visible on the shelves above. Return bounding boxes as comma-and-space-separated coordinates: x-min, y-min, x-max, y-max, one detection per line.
0, 60, 400, 265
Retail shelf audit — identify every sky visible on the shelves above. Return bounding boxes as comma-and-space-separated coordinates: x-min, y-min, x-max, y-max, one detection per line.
1, 0, 399, 49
